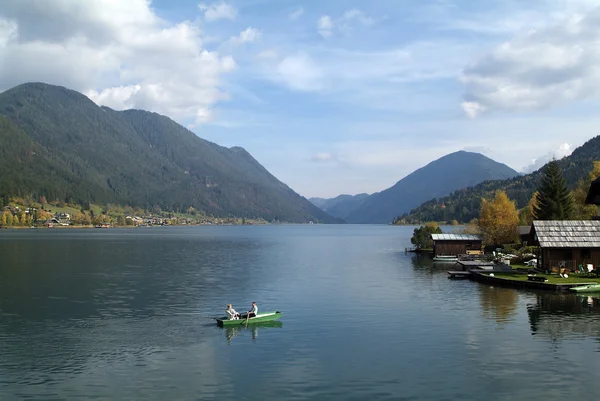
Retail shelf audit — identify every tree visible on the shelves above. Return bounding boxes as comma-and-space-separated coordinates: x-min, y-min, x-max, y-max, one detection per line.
5, 212, 13, 226
573, 161, 600, 219
410, 223, 442, 250
461, 218, 481, 235
518, 191, 539, 225
478, 191, 519, 246
116, 215, 126, 226
0, 210, 10, 226
533, 160, 574, 220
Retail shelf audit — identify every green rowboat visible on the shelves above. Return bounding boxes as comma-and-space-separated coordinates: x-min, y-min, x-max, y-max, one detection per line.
216, 311, 282, 327
569, 284, 600, 293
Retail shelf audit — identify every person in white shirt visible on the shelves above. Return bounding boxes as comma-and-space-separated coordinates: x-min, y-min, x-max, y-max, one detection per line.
247, 302, 258, 318
226, 304, 240, 320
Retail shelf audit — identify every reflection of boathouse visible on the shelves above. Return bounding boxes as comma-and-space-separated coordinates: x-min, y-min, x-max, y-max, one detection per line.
527, 293, 600, 339
431, 234, 483, 258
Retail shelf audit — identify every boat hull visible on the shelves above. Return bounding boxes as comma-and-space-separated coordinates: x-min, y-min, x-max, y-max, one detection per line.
569, 284, 600, 292
433, 256, 458, 262
216, 311, 282, 326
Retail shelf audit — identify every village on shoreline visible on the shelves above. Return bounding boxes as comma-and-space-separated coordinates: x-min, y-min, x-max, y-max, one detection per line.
0, 199, 271, 229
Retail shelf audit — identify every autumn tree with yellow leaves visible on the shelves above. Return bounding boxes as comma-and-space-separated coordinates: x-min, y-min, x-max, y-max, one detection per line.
518, 191, 539, 225
478, 191, 519, 246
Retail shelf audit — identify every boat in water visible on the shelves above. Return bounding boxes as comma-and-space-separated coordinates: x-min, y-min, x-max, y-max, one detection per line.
215, 311, 282, 327
433, 255, 458, 262
569, 284, 600, 293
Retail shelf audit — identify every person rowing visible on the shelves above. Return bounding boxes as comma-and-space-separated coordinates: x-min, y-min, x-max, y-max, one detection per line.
247, 301, 258, 318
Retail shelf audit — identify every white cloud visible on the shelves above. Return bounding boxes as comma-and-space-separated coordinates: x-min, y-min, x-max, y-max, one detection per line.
199, 1, 237, 22
310, 152, 336, 162
289, 7, 304, 21
522, 142, 573, 173
461, 6, 600, 117
462, 101, 487, 118
317, 15, 333, 38
275, 53, 323, 92
0, 0, 236, 127
317, 9, 373, 38
230, 27, 260, 44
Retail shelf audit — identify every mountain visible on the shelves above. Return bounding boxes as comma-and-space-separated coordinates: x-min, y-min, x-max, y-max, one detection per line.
402, 136, 600, 223
342, 151, 520, 224
0, 82, 339, 223
309, 193, 370, 220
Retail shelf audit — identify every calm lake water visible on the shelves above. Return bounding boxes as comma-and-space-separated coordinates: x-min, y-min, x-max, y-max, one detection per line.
1, 225, 600, 400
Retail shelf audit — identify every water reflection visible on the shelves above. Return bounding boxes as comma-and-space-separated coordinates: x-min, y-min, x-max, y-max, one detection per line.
223, 321, 283, 344
527, 293, 600, 340
478, 285, 519, 325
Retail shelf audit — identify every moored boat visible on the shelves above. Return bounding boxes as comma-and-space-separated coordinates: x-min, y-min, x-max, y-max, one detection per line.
215, 311, 282, 326
569, 284, 600, 293
433, 255, 458, 262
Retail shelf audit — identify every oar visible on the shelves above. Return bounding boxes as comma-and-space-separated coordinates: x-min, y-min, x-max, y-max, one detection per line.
245, 312, 250, 327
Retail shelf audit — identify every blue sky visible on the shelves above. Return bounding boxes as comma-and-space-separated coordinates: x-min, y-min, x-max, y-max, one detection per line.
1, 1, 600, 198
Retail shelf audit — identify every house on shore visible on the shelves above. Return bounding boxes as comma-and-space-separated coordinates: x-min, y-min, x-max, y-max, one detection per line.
431, 233, 484, 258
517, 226, 532, 246
530, 220, 600, 271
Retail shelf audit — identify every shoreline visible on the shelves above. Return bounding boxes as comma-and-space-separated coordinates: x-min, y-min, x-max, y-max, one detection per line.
465, 270, 600, 292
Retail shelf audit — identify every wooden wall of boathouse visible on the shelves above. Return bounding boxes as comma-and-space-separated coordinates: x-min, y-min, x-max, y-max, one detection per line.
433, 240, 483, 258
541, 248, 600, 271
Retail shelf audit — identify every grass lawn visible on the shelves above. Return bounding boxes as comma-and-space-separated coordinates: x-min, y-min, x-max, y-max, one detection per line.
509, 262, 531, 270
486, 272, 600, 284
44, 204, 82, 216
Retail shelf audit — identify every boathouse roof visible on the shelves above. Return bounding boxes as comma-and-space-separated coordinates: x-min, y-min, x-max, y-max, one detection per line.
585, 177, 600, 205
532, 220, 600, 248
431, 233, 483, 241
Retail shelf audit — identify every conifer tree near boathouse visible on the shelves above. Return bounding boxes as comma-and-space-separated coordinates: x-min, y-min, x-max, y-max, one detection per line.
533, 159, 574, 220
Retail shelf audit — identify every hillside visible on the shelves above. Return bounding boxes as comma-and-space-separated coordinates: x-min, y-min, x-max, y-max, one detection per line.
343, 151, 519, 224
0, 82, 339, 223
309, 193, 370, 220
401, 136, 600, 223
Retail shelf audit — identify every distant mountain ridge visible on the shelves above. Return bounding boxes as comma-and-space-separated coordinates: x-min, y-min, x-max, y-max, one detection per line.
313, 151, 519, 224
309, 193, 370, 220
0, 82, 339, 223
402, 136, 600, 223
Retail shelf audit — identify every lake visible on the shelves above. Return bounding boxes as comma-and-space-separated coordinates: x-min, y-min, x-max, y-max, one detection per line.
1, 225, 600, 400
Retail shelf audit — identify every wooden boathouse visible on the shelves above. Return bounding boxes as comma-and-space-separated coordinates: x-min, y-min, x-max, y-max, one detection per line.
530, 220, 600, 272
431, 233, 483, 258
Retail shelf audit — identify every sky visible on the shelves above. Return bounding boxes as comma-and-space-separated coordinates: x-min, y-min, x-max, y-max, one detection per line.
1, 0, 600, 198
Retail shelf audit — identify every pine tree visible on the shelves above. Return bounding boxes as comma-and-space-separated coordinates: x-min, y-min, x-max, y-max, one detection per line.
533, 160, 574, 220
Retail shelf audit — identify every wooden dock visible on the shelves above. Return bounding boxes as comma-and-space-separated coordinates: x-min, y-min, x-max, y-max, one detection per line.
448, 271, 471, 279
457, 260, 496, 270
